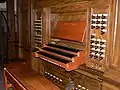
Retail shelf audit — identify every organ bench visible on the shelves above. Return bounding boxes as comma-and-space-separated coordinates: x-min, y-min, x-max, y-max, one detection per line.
4, 62, 60, 90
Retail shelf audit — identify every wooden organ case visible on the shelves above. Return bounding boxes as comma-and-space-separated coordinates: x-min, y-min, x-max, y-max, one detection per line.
32, 0, 120, 90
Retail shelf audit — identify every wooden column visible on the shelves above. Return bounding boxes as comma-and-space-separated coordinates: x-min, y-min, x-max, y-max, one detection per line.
43, 8, 51, 45
19, 0, 32, 67
7, 0, 16, 59
112, 0, 120, 69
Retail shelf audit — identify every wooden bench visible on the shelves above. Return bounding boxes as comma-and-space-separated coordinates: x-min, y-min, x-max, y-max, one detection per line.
4, 62, 60, 90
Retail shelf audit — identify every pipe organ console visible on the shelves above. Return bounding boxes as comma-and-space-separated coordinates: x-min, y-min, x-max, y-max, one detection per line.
34, 12, 86, 71
32, 0, 120, 90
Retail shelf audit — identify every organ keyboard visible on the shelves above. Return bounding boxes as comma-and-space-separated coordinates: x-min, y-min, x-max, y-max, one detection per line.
34, 43, 85, 71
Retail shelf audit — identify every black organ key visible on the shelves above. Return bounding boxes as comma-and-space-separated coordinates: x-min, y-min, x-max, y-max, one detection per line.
94, 55, 98, 59
90, 45, 94, 48
96, 21, 100, 24
89, 54, 93, 58
100, 41, 105, 45
90, 40, 94, 44
91, 25, 95, 29
95, 46, 99, 49
101, 21, 106, 24
47, 43, 80, 53
91, 35, 95, 39
96, 26, 100, 29
92, 15, 96, 19
94, 51, 98, 54
95, 41, 99, 44
101, 26, 105, 29
98, 57, 103, 60
96, 15, 100, 19
99, 52, 104, 55
90, 50, 94, 53
101, 29, 107, 35
100, 47, 104, 50
92, 20, 95, 24
37, 51, 71, 64
101, 30, 105, 35
102, 15, 106, 19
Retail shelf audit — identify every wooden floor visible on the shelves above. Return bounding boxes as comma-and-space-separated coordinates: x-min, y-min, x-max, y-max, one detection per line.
4, 62, 60, 90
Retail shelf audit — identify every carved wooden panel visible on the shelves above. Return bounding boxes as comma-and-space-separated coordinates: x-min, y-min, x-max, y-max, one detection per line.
33, 0, 93, 9
51, 2, 89, 13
